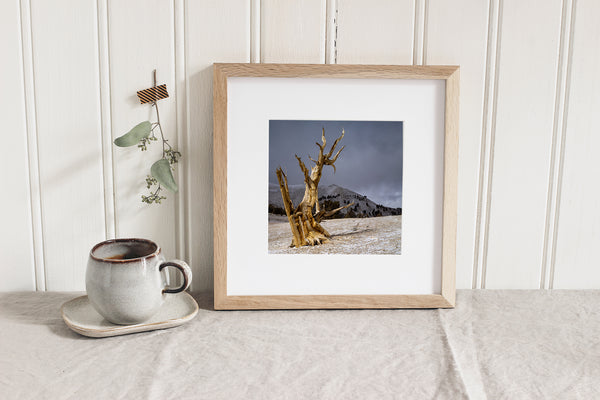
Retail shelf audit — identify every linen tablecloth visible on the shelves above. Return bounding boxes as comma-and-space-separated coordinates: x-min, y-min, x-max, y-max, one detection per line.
1, 290, 599, 399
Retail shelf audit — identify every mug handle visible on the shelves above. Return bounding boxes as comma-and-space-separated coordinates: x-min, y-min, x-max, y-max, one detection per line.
159, 260, 192, 294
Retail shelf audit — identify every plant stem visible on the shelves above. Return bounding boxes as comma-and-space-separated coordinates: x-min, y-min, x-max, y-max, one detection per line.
151, 184, 162, 197
142, 69, 180, 204
152, 103, 174, 153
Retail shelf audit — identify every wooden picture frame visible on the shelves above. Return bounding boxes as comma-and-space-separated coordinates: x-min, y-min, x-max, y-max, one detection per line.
213, 63, 458, 310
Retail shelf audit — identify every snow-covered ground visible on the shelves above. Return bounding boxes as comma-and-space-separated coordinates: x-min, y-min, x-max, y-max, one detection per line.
268, 214, 402, 255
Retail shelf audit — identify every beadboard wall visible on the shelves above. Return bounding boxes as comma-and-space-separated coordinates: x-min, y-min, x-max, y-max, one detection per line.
2, 0, 599, 292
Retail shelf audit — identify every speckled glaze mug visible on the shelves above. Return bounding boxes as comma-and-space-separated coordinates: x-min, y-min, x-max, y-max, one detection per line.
86, 238, 192, 325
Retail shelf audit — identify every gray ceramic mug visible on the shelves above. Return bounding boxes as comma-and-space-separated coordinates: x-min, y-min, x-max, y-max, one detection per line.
86, 238, 192, 325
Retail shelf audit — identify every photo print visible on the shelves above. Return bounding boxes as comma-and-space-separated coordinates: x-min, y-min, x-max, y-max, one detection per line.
268, 120, 403, 255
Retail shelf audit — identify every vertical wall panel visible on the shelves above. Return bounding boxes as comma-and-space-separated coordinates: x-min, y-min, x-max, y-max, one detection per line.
250, 0, 261, 63
174, 0, 187, 270
484, 0, 563, 288
97, 0, 115, 240
0, 0, 36, 291
30, 0, 106, 290
261, 0, 325, 63
186, 0, 250, 292
413, 0, 426, 65
336, 0, 413, 64
426, 0, 489, 289
108, 0, 177, 264
554, 0, 600, 288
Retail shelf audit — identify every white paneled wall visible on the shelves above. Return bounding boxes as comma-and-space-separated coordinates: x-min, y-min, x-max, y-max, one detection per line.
30, 0, 107, 291
336, 0, 413, 65
1, 0, 35, 291
261, 0, 326, 63
485, 0, 563, 289
1, 0, 598, 291
554, 0, 600, 289
426, 0, 489, 289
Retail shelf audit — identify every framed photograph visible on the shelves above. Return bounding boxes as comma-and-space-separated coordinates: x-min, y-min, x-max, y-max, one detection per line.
213, 64, 458, 310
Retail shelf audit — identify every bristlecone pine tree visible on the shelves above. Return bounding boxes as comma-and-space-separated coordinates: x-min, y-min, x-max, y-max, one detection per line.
276, 128, 354, 248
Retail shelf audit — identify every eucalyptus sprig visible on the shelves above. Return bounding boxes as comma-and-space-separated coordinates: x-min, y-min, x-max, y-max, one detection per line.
114, 91, 181, 205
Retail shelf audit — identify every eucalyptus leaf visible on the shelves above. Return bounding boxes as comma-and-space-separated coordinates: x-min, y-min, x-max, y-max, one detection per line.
114, 121, 152, 147
151, 159, 178, 192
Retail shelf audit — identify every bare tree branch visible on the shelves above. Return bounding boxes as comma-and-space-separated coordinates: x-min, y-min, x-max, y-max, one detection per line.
314, 202, 355, 222
295, 155, 311, 184
328, 145, 345, 163
325, 128, 345, 159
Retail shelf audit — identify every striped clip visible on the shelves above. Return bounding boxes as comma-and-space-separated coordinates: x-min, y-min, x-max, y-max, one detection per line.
137, 84, 169, 104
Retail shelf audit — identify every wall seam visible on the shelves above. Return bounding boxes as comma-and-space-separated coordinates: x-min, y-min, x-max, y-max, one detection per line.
473, 0, 501, 289
259, 0, 264, 62
105, 0, 119, 238
411, 0, 417, 64
250, 0, 261, 63
412, 0, 425, 65
16, 0, 37, 290
96, 0, 116, 241
422, 0, 428, 64
473, 0, 493, 288
319, 0, 326, 63
174, 0, 186, 262
334, 3, 337, 63
325, 0, 337, 64
541, 0, 568, 289
549, 0, 576, 289
20, 0, 46, 291
182, 0, 194, 290
170, 0, 184, 288
480, 0, 503, 288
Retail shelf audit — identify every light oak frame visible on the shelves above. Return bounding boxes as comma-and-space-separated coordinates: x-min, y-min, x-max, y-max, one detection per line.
213, 63, 459, 310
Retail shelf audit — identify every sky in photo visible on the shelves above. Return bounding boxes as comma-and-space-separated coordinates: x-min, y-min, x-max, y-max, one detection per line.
269, 120, 403, 208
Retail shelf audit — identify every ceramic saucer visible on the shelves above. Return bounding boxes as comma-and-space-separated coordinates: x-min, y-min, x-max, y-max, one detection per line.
61, 292, 199, 338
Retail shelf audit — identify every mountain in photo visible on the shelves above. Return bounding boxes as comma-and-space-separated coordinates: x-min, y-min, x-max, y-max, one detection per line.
268, 183, 401, 219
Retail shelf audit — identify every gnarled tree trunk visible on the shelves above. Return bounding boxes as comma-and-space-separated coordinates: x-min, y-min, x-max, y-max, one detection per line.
276, 128, 353, 247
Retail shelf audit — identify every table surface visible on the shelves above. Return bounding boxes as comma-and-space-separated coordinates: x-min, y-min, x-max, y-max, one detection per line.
1, 290, 599, 399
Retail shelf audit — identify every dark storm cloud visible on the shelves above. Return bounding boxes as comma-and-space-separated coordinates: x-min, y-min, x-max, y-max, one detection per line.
269, 120, 403, 208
